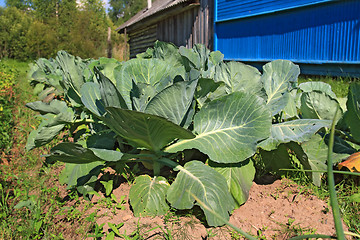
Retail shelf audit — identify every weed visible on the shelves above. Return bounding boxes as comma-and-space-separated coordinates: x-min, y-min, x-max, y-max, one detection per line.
272, 218, 316, 239
256, 226, 268, 239
270, 192, 279, 200
88, 222, 105, 238
96, 193, 126, 214
120, 219, 145, 240
108, 222, 125, 237
0, 61, 18, 155
230, 229, 241, 239
206, 228, 218, 238
335, 178, 360, 235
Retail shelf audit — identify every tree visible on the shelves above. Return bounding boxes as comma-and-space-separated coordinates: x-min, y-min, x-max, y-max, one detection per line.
1, 0, 119, 59
65, 0, 110, 58
0, 7, 31, 59
31, 0, 58, 22
26, 20, 58, 58
6, 0, 30, 10
108, 0, 147, 25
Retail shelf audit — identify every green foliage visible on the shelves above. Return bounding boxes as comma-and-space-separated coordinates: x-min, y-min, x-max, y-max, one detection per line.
0, 61, 18, 151
25, 42, 360, 227
166, 92, 272, 163
6, 0, 30, 9
0, 60, 17, 91
167, 160, 236, 226
0, 60, 98, 239
129, 175, 169, 216
346, 83, 360, 142
25, 20, 58, 59
0, 0, 117, 60
108, 0, 146, 25
0, 7, 31, 59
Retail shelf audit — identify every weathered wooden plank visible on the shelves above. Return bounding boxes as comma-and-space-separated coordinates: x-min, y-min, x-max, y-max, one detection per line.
126, 0, 215, 58
129, 24, 157, 57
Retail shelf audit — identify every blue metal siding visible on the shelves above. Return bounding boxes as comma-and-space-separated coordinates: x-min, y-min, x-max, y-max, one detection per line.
216, 0, 333, 22
214, 0, 360, 64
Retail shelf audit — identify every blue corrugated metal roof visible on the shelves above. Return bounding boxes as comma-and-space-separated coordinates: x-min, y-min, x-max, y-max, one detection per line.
215, 0, 334, 22
214, 0, 360, 66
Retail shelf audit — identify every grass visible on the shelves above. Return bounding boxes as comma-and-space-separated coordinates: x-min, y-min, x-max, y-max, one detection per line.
0, 59, 93, 239
298, 75, 359, 98
0, 60, 18, 154
0, 59, 56, 238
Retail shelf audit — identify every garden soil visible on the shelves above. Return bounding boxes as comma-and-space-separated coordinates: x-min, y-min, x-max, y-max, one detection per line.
85, 177, 345, 239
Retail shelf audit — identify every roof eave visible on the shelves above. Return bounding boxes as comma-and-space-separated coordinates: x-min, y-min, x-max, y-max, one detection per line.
117, 0, 199, 34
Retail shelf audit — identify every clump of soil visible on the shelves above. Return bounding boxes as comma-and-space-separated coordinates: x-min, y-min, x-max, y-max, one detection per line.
228, 179, 342, 239
84, 178, 344, 239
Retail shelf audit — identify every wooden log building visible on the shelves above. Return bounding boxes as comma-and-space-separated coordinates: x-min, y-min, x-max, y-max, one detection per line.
116, 0, 213, 58
117, 0, 360, 76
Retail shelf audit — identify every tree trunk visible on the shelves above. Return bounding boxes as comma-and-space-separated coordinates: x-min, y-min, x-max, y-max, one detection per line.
107, 27, 112, 58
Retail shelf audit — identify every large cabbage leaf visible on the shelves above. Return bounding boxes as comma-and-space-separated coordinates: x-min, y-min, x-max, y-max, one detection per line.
166, 92, 271, 163
167, 161, 235, 226
346, 83, 360, 141
129, 175, 170, 217
290, 135, 349, 186
25, 100, 69, 115
56, 51, 89, 106
261, 60, 300, 115
299, 81, 337, 99
145, 80, 197, 127
80, 82, 106, 117
209, 159, 255, 208
46, 142, 123, 164
116, 58, 186, 109
96, 69, 127, 109
258, 119, 331, 151
214, 61, 262, 96
300, 91, 342, 122
103, 107, 195, 151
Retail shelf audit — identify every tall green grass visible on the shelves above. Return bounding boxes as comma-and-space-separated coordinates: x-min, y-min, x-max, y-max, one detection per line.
0, 60, 18, 153
298, 75, 359, 98
0, 60, 85, 239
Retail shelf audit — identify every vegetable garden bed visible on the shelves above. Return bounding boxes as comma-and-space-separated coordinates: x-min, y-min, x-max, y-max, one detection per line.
3, 41, 359, 239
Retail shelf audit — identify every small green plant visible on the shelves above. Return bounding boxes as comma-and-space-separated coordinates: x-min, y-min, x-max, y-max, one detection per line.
119, 219, 146, 240
271, 218, 316, 239
206, 228, 218, 238
100, 179, 114, 196
107, 222, 125, 237
96, 193, 126, 214
256, 226, 268, 239
88, 222, 105, 238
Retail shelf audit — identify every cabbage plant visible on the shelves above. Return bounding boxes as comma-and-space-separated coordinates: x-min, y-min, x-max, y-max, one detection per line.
25, 41, 359, 226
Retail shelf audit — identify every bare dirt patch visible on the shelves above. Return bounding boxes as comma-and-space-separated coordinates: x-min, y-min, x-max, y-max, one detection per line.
83, 178, 344, 239
228, 179, 343, 239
